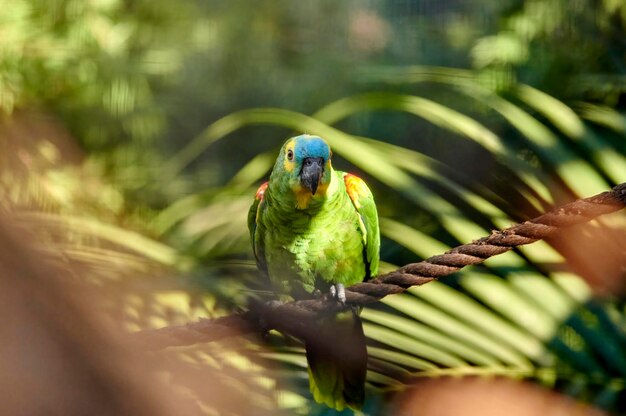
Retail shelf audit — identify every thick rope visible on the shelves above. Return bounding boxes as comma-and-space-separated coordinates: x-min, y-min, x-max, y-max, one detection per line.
135, 183, 626, 350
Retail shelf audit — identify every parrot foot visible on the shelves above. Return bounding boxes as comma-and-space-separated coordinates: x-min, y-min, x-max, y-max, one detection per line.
329, 283, 346, 304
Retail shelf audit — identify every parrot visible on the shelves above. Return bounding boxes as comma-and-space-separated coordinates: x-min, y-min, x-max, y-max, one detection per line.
248, 134, 380, 410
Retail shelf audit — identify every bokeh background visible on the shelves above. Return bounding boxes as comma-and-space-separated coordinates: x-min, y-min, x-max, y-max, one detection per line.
1, 0, 626, 415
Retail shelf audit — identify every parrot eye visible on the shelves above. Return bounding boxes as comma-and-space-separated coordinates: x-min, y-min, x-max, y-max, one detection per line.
287, 149, 294, 161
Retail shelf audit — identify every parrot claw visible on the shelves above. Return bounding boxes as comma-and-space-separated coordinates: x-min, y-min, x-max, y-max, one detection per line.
329, 283, 346, 304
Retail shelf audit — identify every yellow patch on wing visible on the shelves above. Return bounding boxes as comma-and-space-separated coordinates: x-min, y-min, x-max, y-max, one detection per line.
344, 173, 370, 209
344, 173, 370, 244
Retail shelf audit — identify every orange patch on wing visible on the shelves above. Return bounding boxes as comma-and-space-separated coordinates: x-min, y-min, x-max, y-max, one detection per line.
344, 173, 369, 208
255, 182, 269, 200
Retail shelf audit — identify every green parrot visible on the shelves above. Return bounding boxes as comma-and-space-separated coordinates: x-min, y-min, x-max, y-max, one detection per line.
248, 134, 380, 410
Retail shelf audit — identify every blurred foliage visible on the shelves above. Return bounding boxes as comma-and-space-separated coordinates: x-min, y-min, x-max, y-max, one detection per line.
1, 0, 626, 415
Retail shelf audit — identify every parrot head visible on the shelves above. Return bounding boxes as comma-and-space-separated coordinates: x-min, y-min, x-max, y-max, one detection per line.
270, 134, 334, 209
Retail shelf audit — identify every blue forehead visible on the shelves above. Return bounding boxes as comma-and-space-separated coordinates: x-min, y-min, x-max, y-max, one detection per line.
293, 135, 330, 160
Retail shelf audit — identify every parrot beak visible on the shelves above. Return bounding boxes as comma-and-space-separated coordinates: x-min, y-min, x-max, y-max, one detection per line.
300, 157, 324, 195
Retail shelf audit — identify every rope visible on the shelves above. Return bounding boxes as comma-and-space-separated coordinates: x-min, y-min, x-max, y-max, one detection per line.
134, 183, 626, 350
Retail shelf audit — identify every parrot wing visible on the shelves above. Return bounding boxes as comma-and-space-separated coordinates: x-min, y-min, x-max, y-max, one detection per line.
248, 181, 269, 276
343, 173, 380, 279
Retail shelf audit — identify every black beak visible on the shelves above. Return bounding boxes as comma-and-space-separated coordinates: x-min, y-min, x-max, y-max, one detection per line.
300, 157, 324, 195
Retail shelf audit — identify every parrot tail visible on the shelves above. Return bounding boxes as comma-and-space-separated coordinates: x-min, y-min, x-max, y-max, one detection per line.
305, 308, 368, 411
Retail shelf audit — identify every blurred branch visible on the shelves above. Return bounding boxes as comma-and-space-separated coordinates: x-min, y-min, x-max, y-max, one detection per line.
134, 183, 626, 350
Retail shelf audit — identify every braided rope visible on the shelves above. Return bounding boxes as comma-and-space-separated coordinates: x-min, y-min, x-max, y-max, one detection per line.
135, 183, 626, 350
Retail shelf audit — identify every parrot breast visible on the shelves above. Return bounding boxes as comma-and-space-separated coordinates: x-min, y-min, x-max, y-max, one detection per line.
256, 171, 367, 296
